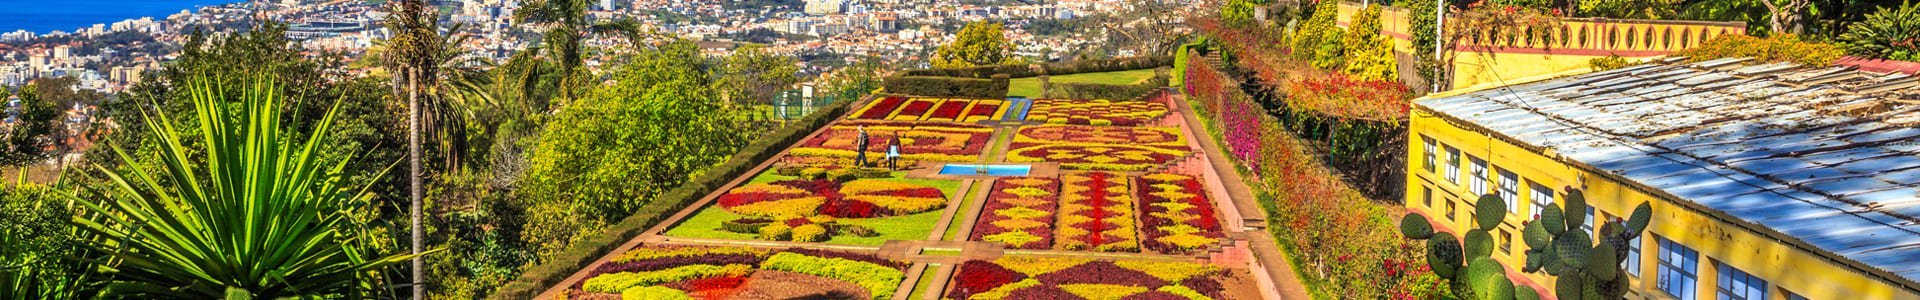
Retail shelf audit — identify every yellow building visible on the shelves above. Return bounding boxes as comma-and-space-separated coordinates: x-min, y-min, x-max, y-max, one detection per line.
1405, 57, 1920, 300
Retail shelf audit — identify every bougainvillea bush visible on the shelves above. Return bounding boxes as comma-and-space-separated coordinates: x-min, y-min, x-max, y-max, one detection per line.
944, 256, 1233, 299
711, 178, 947, 242
790, 120, 993, 162
1136, 173, 1225, 255
849, 97, 1008, 122
1028, 98, 1170, 126
1181, 39, 1450, 298
968, 177, 1061, 250
1006, 125, 1192, 171
1056, 172, 1139, 252
570, 246, 909, 300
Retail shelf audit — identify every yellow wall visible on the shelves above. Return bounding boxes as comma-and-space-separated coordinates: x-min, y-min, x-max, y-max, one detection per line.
1332, 1, 1746, 89
1405, 107, 1920, 300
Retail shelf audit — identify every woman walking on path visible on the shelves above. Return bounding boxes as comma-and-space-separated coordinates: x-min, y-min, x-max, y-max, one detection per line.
886, 134, 902, 170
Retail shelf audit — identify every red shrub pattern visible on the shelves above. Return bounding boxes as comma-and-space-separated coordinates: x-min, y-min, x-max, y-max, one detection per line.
946, 261, 1026, 299
895, 99, 937, 118
929, 100, 969, 120
856, 97, 907, 119
967, 177, 1059, 249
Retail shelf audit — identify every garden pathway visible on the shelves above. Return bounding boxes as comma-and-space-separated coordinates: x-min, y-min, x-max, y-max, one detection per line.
1171, 93, 1312, 300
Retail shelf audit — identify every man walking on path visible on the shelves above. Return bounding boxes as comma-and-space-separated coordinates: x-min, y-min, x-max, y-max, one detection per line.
856, 126, 869, 167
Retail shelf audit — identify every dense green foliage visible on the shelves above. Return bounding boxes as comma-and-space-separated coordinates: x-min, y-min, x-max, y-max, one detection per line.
931, 21, 1012, 68
72, 77, 429, 298
517, 40, 758, 258
1220, 0, 1266, 27
1841, 2, 1920, 61
1342, 5, 1400, 82
1676, 34, 1845, 65
717, 44, 801, 106
1, 81, 65, 166
0, 183, 103, 299
1293, 0, 1346, 69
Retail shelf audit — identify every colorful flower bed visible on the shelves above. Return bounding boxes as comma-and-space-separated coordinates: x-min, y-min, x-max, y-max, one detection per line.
1136, 173, 1225, 255
853, 96, 908, 119
1056, 172, 1139, 252
1006, 125, 1191, 171
968, 177, 1060, 250
712, 178, 947, 242
849, 97, 1009, 123
944, 256, 1230, 300
790, 120, 993, 163
571, 246, 908, 300
1028, 99, 1170, 126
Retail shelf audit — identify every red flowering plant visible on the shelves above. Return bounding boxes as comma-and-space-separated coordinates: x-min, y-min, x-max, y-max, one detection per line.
946, 256, 1232, 299
1005, 125, 1192, 172
928, 100, 969, 120
1056, 172, 1139, 252
969, 177, 1060, 249
1028, 98, 1170, 126
852, 96, 906, 119
893, 99, 937, 120
1136, 173, 1226, 255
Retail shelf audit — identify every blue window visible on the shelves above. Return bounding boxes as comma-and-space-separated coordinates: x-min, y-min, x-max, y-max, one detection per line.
1583, 207, 1596, 236
1717, 263, 1767, 300
1469, 156, 1488, 195
1626, 232, 1642, 277
1658, 237, 1699, 300
1497, 169, 1519, 215
1529, 183, 1552, 219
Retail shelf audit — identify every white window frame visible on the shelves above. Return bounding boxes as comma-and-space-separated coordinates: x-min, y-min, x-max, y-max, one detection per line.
1423, 137, 1436, 173
1445, 147, 1461, 184
1583, 207, 1596, 236
1529, 183, 1552, 219
1497, 168, 1519, 215
1627, 232, 1643, 277
1658, 237, 1699, 300
1470, 157, 1488, 196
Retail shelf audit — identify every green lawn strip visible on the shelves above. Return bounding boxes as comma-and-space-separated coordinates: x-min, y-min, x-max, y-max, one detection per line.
662, 171, 960, 245
919, 248, 962, 256
1006, 69, 1160, 97
911, 263, 942, 298
940, 182, 987, 241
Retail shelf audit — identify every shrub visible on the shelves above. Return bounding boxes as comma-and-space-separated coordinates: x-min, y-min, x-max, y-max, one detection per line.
1042, 83, 1166, 101
757, 223, 793, 240
791, 224, 828, 242
620, 286, 693, 300
588, 254, 764, 278
1676, 34, 1844, 66
1342, 5, 1399, 82
758, 252, 907, 300
1841, 2, 1920, 61
1588, 54, 1632, 71
881, 76, 1009, 98
949, 260, 1028, 299
580, 264, 753, 293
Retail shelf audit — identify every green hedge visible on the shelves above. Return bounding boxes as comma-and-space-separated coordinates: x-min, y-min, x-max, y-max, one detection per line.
486, 96, 859, 300
1041, 72, 1169, 100
1039, 55, 1174, 76
881, 75, 1009, 98
897, 56, 1175, 79
901, 64, 1038, 78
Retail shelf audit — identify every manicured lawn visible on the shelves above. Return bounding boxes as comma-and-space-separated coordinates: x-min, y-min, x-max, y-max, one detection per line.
941, 183, 985, 241
910, 263, 942, 298
1007, 69, 1160, 98
662, 170, 959, 245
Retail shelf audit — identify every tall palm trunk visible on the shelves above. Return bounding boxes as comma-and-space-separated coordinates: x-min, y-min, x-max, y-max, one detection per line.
409, 68, 424, 299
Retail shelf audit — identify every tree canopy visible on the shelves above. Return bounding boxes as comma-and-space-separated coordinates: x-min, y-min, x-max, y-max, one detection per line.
931, 21, 1012, 68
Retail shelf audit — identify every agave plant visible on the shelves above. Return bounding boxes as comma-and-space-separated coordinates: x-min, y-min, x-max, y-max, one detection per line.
70, 78, 434, 298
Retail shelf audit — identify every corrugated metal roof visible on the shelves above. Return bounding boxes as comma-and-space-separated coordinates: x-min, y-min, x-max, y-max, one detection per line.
1417, 59, 1920, 289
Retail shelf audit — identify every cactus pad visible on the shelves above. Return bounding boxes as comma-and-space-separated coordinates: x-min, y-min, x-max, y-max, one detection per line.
1555, 230, 1592, 269
1401, 213, 1435, 239
1475, 194, 1506, 231
1429, 232, 1463, 279
1464, 229, 1495, 259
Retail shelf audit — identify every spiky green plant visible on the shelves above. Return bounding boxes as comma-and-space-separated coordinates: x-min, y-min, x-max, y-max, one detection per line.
1519, 188, 1650, 300
1402, 194, 1513, 300
1841, 1, 1920, 61
69, 78, 437, 298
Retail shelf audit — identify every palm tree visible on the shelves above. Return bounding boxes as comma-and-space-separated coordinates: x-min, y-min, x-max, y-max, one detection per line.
69, 77, 434, 298
514, 0, 645, 101
378, 0, 495, 297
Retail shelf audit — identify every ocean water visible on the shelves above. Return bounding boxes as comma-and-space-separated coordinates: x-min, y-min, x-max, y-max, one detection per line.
0, 0, 232, 34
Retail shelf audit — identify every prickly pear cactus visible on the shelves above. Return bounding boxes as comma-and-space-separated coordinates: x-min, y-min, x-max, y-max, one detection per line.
1401, 193, 1520, 300
1520, 187, 1654, 300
